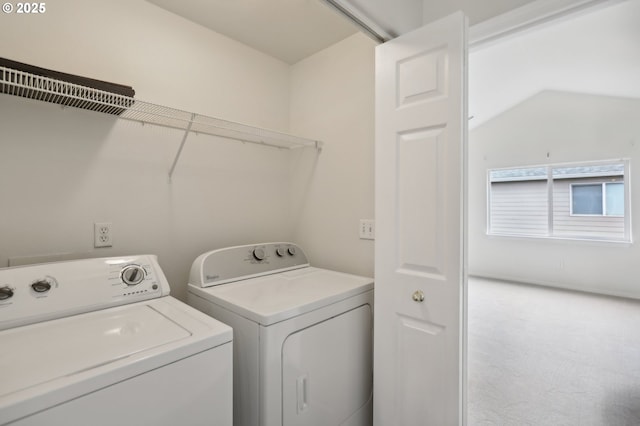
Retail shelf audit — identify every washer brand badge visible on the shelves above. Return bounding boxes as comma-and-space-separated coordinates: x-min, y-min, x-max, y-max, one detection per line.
205, 274, 220, 282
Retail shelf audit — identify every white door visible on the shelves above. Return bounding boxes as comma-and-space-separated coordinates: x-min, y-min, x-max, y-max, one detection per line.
374, 12, 468, 426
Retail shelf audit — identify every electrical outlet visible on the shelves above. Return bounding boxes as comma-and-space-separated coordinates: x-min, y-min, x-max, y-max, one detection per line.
359, 219, 375, 240
94, 222, 113, 248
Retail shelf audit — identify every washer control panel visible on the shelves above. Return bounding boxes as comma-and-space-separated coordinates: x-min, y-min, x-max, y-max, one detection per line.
190, 242, 310, 287
0, 255, 170, 331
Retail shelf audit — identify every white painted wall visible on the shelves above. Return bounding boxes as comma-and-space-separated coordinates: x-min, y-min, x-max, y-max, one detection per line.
0, 0, 291, 129
469, 0, 640, 129
469, 91, 640, 298
289, 33, 377, 278
469, 0, 640, 298
0, 0, 378, 300
0, 0, 294, 301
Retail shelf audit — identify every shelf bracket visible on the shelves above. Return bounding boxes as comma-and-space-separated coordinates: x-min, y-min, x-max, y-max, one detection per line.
168, 113, 196, 180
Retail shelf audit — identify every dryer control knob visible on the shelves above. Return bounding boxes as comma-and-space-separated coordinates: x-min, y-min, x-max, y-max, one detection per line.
275, 248, 285, 257
287, 246, 296, 256
252, 248, 266, 261
31, 280, 52, 293
121, 265, 145, 286
0, 286, 14, 301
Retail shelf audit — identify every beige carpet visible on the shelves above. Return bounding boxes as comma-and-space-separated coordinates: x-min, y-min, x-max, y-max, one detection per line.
468, 277, 640, 426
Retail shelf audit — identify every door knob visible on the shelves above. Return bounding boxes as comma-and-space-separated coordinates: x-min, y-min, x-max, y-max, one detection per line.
412, 290, 425, 302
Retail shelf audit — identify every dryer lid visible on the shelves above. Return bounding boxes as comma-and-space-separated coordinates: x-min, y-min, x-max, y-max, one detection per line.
0, 303, 190, 398
190, 267, 374, 326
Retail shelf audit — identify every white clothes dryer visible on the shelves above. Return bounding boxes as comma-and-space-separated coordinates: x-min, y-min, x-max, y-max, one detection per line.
187, 242, 373, 426
0, 255, 232, 426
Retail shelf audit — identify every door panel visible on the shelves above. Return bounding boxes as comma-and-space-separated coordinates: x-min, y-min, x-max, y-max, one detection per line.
396, 314, 447, 426
397, 126, 446, 278
282, 305, 373, 426
374, 12, 468, 426
397, 48, 448, 106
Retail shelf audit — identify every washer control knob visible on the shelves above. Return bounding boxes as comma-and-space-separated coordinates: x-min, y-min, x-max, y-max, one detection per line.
252, 248, 266, 261
31, 280, 52, 293
0, 286, 14, 301
287, 246, 296, 256
275, 248, 285, 257
121, 265, 145, 286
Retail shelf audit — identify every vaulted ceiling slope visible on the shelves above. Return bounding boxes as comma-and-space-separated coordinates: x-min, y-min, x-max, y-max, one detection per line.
469, 0, 640, 129
146, 0, 358, 64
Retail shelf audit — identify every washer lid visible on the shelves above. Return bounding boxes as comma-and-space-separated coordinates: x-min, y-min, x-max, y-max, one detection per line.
190, 267, 374, 326
0, 303, 190, 398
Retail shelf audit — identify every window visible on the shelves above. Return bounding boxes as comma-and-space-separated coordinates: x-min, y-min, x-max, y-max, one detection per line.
488, 161, 630, 241
606, 182, 625, 216
571, 182, 624, 216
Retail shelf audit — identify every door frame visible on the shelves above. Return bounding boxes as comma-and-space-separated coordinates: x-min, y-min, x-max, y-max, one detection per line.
469, 0, 613, 48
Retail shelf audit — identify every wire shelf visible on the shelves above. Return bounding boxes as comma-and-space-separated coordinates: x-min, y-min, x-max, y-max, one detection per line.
0, 66, 322, 151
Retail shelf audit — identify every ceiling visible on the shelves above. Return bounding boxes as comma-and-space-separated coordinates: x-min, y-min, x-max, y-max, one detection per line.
469, 0, 640, 128
146, 0, 359, 64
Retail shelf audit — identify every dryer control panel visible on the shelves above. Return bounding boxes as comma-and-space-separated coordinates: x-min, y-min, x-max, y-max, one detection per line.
190, 242, 310, 287
0, 255, 171, 330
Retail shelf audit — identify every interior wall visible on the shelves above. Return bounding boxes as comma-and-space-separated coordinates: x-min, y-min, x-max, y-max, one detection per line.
0, 0, 291, 129
469, 91, 640, 299
0, 0, 294, 301
469, 0, 640, 299
289, 33, 377, 278
469, 0, 640, 129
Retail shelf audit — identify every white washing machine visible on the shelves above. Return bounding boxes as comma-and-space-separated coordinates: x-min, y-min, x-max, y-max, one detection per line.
0, 255, 232, 426
187, 242, 373, 426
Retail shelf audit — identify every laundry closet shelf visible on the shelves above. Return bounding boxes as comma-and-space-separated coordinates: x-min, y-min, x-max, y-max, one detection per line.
0, 65, 322, 178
